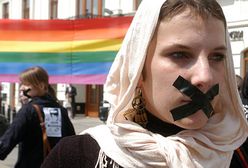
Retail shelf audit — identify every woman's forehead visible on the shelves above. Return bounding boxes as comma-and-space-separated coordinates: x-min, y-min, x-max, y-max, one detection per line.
20, 80, 32, 86
156, 12, 225, 41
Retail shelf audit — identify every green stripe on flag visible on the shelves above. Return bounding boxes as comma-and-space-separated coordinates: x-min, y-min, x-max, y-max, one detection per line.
0, 51, 117, 63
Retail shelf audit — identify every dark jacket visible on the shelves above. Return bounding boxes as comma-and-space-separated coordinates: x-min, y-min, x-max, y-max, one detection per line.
41, 134, 104, 168
41, 111, 246, 168
0, 95, 75, 168
0, 114, 8, 137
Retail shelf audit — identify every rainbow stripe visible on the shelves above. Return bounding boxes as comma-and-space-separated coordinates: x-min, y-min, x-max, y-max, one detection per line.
0, 17, 132, 84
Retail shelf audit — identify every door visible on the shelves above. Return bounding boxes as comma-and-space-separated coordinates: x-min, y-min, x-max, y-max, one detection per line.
85, 84, 103, 117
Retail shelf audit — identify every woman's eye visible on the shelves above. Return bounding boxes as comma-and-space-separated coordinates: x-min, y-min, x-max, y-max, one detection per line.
209, 53, 226, 62
169, 52, 189, 59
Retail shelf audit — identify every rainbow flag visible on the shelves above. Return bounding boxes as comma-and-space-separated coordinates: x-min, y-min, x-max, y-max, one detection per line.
0, 16, 132, 84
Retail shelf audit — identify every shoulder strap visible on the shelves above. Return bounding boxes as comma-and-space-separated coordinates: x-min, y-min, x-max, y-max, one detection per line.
32, 104, 51, 159
235, 146, 248, 168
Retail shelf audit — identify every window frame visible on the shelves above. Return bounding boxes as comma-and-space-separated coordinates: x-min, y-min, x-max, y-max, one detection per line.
76, 0, 102, 18
50, 0, 58, 19
2, 2, 9, 19
22, 0, 30, 19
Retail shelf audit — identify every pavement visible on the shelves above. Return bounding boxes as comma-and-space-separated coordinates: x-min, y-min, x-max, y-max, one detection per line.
0, 114, 104, 168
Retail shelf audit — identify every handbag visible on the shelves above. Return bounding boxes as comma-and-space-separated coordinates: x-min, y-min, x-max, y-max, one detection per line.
32, 104, 51, 158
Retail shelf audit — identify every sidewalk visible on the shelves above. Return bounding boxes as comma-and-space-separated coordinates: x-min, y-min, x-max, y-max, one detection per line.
0, 114, 104, 168
71, 114, 103, 134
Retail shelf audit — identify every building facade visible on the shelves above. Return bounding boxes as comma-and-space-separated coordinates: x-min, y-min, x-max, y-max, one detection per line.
0, 0, 141, 120
0, 0, 247, 119
218, 0, 248, 77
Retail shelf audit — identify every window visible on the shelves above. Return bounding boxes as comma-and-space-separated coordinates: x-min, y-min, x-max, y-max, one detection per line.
134, 0, 142, 10
86, 0, 94, 17
76, 0, 102, 18
76, 0, 80, 17
2, 2, 9, 19
50, 0, 58, 19
22, 0, 30, 19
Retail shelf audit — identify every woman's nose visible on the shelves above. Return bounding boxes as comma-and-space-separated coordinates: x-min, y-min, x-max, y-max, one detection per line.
190, 57, 213, 92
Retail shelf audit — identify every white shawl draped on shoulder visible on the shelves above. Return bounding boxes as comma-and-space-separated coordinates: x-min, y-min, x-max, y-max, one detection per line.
82, 0, 248, 167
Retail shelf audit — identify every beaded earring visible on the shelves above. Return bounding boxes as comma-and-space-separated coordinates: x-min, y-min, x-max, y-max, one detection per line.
124, 88, 148, 127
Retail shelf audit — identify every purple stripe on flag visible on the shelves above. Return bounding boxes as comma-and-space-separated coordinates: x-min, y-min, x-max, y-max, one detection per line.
49, 74, 107, 84
0, 74, 107, 84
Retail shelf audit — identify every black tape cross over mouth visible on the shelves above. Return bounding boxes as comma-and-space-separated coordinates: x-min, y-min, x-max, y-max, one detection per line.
23, 88, 31, 98
170, 75, 219, 121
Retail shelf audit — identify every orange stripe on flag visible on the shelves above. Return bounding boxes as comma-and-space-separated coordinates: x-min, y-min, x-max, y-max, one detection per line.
0, 27, 129, 41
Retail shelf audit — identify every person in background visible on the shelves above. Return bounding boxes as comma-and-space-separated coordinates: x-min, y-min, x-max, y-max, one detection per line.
65, 84, 77, 118
64, 88, 73, 119
42, 0, 248, 167
236, 74, 243, 95
0, 66, 75, 168
240, 73, 248, 120
231, 73, 248, 167
241, 73, 248, 110
235, 73, 248, 120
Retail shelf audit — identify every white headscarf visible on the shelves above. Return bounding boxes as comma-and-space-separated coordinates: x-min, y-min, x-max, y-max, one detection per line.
83, 0, 248, 167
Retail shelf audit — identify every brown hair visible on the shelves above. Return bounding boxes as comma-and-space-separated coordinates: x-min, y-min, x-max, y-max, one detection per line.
19, 66, 57, 100
159, 0, 226, 27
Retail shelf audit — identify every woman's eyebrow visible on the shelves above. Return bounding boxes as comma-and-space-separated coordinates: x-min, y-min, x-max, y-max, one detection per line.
169, 44, 191, 50
160, 44, 191, 52
161, 44, 227, 53
170, 44, 227, 51
213, 46, 227, 51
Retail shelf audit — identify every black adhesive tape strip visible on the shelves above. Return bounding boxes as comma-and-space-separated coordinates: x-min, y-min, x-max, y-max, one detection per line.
170, 102, 201, 121
173, 76, 195, 97
170, 76, 219, 121
23, 88, 31, 98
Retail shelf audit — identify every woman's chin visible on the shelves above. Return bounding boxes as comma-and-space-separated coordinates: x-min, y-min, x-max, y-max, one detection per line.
174, 111, 209, 130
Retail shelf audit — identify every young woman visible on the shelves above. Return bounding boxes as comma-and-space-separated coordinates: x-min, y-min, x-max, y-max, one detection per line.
0, 66, 75, 168
42, 0, 248, 167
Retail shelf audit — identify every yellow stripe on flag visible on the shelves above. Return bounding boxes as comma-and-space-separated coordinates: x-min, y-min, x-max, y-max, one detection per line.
0, 39, 122, 52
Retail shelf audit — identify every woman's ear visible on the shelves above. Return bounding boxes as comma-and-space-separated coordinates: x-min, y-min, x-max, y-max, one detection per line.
39, 83, 46, 91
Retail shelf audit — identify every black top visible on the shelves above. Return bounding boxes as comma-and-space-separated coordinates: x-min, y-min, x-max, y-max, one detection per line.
0, 95, 75, 168
145, 111, 184, 136
41, 111, 246, 168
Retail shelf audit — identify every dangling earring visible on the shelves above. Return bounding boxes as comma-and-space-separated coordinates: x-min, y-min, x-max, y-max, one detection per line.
124, 88, 148, 127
